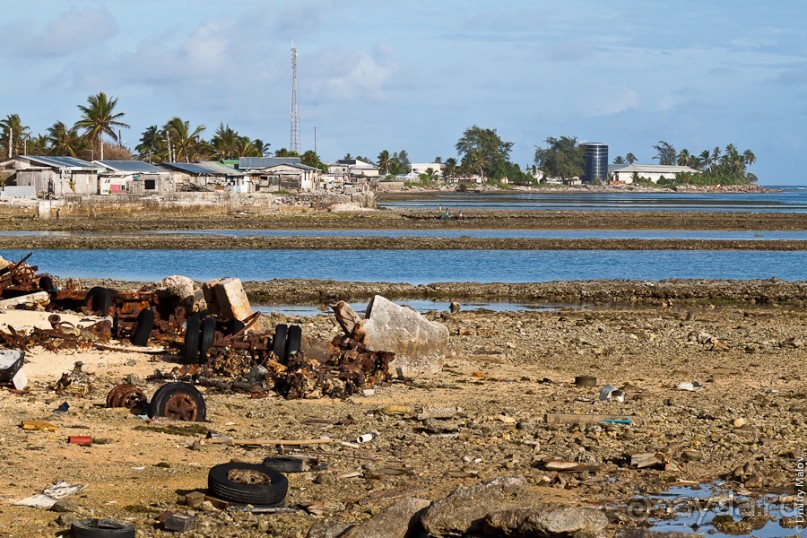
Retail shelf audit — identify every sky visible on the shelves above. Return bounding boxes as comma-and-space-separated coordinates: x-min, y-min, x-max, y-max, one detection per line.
2, 1, 806, 185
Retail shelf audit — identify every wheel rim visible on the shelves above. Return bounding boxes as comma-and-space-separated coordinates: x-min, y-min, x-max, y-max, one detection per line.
163, 393, 199, 421
228, 468, 272, 485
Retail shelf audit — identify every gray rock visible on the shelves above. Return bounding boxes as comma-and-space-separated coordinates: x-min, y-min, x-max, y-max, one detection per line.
340, 497, 430, 538
614, 529, 704, 537
306, 520, 351, 538
362, 295, 449, 377
483, 507, 608, 537
419, 476, 545, 536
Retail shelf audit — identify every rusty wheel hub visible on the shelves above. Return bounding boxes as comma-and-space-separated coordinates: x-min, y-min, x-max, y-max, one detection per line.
106, 384, 147, 409
163, 393, 200, 421
228, 468, 272, 485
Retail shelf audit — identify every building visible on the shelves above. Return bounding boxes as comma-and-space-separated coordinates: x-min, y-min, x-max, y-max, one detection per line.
237, 157, 318, 192
95, 160, 174, 195
160, 161, 251, 192
327, 159, 380, 179
583, 143, 608, 184
608, 164, 701, 184
0, 155, 102, 197
410, 163, 445, 178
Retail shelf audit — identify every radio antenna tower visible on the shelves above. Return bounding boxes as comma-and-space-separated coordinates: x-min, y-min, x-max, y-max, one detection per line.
290, 45, 300, 154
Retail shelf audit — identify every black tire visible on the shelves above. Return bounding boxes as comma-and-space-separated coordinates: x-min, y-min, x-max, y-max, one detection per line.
263, 456, 305, 473
149, 382, 206, 421
182, 315, 201, 364
273, 324, 288, 361
208, 462, 288, 506
131, 308, 155, 347
286, 325, 302, 360
84, 287, 114, 315
226, 318, 245, 336
70, 518, 135, 538
39, 275, 54, 292
199, 317, 216, 359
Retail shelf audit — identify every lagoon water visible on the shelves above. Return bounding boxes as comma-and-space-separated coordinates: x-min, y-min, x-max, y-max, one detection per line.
2, 249, 804, 283
379, 185, 807, 212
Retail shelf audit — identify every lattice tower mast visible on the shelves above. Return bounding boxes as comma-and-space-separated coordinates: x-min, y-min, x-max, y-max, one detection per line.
290, 46, 300, 154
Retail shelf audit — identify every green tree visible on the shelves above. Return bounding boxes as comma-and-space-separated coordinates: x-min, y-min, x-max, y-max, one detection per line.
0, 114, 30, 158
419, 167, 438, 183
136, 125, 164, 162
163, 117, 206, 162
534, 136, 584, 181
252, 139, 271, 157
46, 121, 82, 157
75, 92, 130, 160
652, 140, 676, 165
276, 148, 299, 157
613, 155, 626, 165
442, 157, 458, 180
456, 125, 513, 180
377, 149, 391, 175
301, 150, 327, 172
210, 123, 240, 160
625, 152, 637, 164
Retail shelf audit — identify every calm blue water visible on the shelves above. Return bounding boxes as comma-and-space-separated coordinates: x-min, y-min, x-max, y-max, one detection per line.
3, 249, 804, 283
379, 186, 807, 212
255, 300, 568, 317
5, 229, 807, 240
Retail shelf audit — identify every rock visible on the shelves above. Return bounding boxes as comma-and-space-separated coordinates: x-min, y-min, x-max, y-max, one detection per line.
630, 453, 664, 469
614, 529, 704, 537
362, 295, 449, 377
50, 499, 79, 513
306, 520, 351, 538
733, 418, 748, 428
0, 254, 9, 270
203, 277, 253, 321
156, 275, 196, 302
332, 301, 365, 339
482, 507, 608, 537
449, 301, 461, 314
418, 476, 545, 536
340, 497, 430, 538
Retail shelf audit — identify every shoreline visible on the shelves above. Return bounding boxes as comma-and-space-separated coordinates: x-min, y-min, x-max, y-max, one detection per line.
76, 278, 807, 307
1, 234, 805, 251
2, 209, 806, 232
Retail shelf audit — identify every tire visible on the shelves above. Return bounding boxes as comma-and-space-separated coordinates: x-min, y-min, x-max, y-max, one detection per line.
208, 462, 288, 506
199, 317, 216, 359
182, 315, 201, 364
286, 325, 302, 360
131, 308, 155, 347
70, 518, 135, 538
149, 382, 206, 421
84, 287, 114, 315
39, 275, 54, 292
263, 456, 305, 473
272, 324, 288, 361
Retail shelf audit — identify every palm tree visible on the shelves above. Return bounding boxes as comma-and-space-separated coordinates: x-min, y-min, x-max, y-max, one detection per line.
0, 114, 30, 158
742, 149, 756, 167
237, 137, 261, 157
75, 92, 130, 160
163, 117, 206, 162
443, 157, 458, 180
210, 123, 240, 160
46, 121, 82, 156
625, 152, 637, 164
136, 125, 163, 162
252, 139, 271, 157
377, 150, 391, 175
420, 167, 438, 183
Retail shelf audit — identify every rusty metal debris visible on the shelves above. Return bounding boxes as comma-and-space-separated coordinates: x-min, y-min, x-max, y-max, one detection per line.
106, 384, 148, 410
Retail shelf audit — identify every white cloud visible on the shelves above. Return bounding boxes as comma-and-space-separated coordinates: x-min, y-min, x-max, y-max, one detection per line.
307, 45, 400, 101
593, 85, 639, 116
8, 7, 118, 58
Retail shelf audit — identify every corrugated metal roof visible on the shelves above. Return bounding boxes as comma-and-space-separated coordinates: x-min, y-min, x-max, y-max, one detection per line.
263, 162, 320, 172
97, 160, 167, 174
198, 161, 244, 175
24, 155, 100, 169
609, 164, 700, 173
239, 157, 302, 170
161, 162, 219, 175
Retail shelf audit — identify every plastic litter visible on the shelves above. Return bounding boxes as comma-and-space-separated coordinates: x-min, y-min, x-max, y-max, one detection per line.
677, 381, 703, 392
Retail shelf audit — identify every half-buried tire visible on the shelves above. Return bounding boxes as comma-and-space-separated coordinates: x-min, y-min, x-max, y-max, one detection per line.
182, 315, 201, 364
272, 324, 288, 362
84, 287, 114, 315
149, 382, 206, 422
199, 316, 216, 359
208, 462, 288, 506
70, 518, 135, 538
131, 308, 155, 347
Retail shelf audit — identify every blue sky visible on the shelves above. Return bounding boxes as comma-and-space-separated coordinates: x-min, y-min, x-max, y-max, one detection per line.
2, 1, 806, 184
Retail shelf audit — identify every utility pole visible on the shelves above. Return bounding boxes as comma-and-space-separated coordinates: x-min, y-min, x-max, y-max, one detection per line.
8, 127, 12, 158
314, 126, 317, 155
290, 45, 300, 154
167, 131, 173, 162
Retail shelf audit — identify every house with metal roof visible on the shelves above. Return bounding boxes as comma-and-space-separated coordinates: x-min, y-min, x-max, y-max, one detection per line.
327, 159, 380, 179
0, 155, 102, 197
251, 162, 321, 192
608, 164, 701, 184
95, 160, 174, 195
238, 157, 303, 170
158, 161, 251, 192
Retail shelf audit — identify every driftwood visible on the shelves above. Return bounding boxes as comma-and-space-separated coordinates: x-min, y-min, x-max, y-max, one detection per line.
0, 291, 50, 309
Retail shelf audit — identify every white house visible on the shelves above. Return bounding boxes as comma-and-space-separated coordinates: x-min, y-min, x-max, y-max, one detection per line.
95, 160, 173, 195
410, 163, 445, 177
252, 162, 320, 192
609, 164, 701, 184
328, 159, 380, 178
